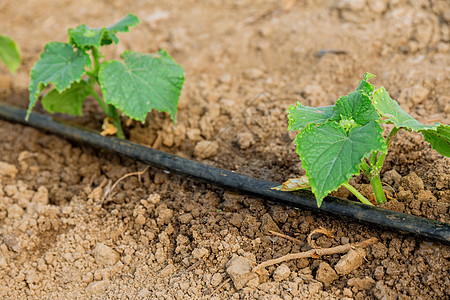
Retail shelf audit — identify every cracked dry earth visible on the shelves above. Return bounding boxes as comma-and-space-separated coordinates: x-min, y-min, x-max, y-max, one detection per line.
0, 0, 449, 299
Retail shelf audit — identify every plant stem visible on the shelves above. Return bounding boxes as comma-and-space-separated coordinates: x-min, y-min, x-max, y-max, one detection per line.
91, 47, 101, 75
360, 160, 371, 176
375, 127, 400, 171
342, 182, 374, 206
89, 88, 125, 139
108, 105, 125, 139
369, 173, 387, 204
89, 89, 109, 114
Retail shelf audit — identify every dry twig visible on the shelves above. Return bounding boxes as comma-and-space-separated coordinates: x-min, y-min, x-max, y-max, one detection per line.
307, 227, 334, 249
103, 166, 149, 201
269, 230, 305, 246
253, 237, 378, 274
209, 278, 231, 297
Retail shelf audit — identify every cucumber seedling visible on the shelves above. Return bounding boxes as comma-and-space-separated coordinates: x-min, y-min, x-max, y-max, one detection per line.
26, 13, 185, 138
280, 73, 449, 207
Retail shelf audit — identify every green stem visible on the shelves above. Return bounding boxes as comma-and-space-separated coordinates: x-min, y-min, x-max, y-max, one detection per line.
375, 127, 400, 171
91, 47, 101, 74
89, 89, 109, 114
342, 182, 374, 206
360, 160, 371, 176
88, 89, 124, 139
108, 105, 125, 139
369, 173, 387, 204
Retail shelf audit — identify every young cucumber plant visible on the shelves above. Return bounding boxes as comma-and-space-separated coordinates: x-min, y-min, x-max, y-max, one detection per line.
26, 13, 185, 139
281, 73, 449, 207
0, 33, 21, 73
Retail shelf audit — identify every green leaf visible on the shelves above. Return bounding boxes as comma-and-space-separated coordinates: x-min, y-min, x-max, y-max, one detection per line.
68, 13, 140, 49
0, 34, 21, 73
287, 102, 334, 131
421, 125, 450, 157
295, 121, 386, 206
41, 80, 90, 116
373, 87, 439, 131
354, 72, 375, 96
99, 49, 185, 123
332, 91, 380, 126
27, 42, 91, 119
107, 13, 140, 33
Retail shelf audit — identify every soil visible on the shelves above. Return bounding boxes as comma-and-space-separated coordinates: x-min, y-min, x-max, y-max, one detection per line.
0, 0, 449, 299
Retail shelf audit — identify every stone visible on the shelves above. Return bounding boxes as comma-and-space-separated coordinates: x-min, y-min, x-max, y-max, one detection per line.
334, 248, 366, 275
31, 186, 49, 205
0, 162, 17, 178
7, 204, 24, 219
192, 247, 209, 259
85, 280, 110, 296
194, 141, 219, 159
94, 243, 120, 266
260, 213, 281, 234
228, 213, 243, 228
135, 214, 146, 227
210, 273, 223, 287
226, 255, 258, 290
400, 172, 424, 194
347, 276, 376, 291
316, 262, 339, 286
236, 132, 254, 150
273, 264, 290, 282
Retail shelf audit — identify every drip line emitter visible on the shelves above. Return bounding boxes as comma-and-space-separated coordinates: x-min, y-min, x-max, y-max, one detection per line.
0, 102, 449, 244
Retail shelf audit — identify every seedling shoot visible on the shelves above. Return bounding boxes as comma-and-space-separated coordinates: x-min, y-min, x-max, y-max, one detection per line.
26, 13, 185, 139
280, 73, 450, 207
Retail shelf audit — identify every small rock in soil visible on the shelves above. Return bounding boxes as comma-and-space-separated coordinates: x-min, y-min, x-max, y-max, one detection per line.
316, 262, 338, 286
94, 243, 120, 266
236, 132, 254, 150
229, 212, 244, 228
194, 141, 219, 159
334, 248, 366, 275
347, 276, 376, 291
31, 186, 49, 205
7, 204, 24, 219
273, 264, 290, 282
400, 172, 424, 194
210, 272, 223, 287
382, 169, 401, 187
85, 280, 110, 296
226, 255, 258, 290
260, 213, 281, 234
192, 247, 209, 259
0, 161, 17, 178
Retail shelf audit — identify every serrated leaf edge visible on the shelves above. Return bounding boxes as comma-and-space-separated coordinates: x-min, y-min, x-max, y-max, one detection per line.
295, 121, 386, 206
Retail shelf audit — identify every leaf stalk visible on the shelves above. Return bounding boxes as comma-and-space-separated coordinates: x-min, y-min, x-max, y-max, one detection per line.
342, 182, 374, 206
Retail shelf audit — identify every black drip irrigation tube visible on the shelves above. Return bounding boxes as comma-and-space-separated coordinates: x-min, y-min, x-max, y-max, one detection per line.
0, 102, 449, 244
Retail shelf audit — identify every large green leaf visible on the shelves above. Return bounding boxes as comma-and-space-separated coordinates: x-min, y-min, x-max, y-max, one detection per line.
0, 34, 21, 73
27, 42, 91, 119
287, 102, 334, 131
68, 13, 140, 49
98, 49, 185, 123
295, 121, 386, 206
373, 87, 449, 156
421, 125, 450, 157
41, 80, 91, 116
332, 91, 380, 126
373, 87, 438, 131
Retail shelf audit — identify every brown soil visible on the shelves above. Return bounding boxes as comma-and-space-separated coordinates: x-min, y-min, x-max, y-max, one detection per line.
0, 0, 449, 299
